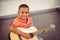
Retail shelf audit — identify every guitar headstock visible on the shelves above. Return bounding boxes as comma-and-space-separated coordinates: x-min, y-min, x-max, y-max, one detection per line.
49, 24, 56, 29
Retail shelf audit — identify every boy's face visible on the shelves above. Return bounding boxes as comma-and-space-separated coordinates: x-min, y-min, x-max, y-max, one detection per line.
18, 7, 29, 18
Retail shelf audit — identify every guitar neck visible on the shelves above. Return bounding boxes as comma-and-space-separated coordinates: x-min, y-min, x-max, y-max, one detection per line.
33, 26, 53, 35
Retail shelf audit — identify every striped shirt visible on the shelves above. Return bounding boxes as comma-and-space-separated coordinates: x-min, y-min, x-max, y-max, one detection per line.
10, 16, 33, 28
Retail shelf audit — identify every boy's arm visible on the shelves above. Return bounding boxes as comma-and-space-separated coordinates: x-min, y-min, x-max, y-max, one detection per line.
10, 24, 32, 39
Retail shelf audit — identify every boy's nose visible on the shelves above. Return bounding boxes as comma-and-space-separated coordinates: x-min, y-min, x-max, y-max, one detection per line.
24, 13, 26, 15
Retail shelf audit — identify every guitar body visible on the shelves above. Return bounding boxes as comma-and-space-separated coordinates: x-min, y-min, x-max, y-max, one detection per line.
10, 26, 38, 40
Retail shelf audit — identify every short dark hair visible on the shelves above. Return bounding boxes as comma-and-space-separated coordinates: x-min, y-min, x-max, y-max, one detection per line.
19, 4, 29, 10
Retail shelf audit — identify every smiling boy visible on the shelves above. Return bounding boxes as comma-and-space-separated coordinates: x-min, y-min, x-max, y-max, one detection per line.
10, 4, 33, 39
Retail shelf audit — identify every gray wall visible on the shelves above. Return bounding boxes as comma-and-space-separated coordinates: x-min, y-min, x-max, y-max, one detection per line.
0, 11, 60, 40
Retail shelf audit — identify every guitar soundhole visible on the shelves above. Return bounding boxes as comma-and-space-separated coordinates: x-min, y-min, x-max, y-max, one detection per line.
18, 35, 22, 40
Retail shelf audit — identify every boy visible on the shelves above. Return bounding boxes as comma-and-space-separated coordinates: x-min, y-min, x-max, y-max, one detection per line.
10, 4, 34, 39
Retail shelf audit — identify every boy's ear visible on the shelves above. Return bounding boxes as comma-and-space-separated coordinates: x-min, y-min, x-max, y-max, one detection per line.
18, 11, 19, 14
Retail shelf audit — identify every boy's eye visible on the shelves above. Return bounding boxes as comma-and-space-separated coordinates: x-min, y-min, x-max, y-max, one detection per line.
21, 12, 24, 13
21, 12, 29, 14
26, 12, 28, 14
26, 12, 29, 14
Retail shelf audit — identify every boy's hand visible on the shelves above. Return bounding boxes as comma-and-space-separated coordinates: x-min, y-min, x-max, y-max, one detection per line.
42, 24, 56, 34
42, 29, 48, 34
23, 33, 33, 39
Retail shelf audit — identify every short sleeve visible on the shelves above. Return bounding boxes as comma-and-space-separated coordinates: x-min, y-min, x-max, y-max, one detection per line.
27, 17, 33, 26
30, 17, 33, 25
10, 19, 22, 27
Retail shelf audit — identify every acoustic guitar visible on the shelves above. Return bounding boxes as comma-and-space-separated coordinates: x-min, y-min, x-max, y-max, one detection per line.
10, 25, 55, 40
